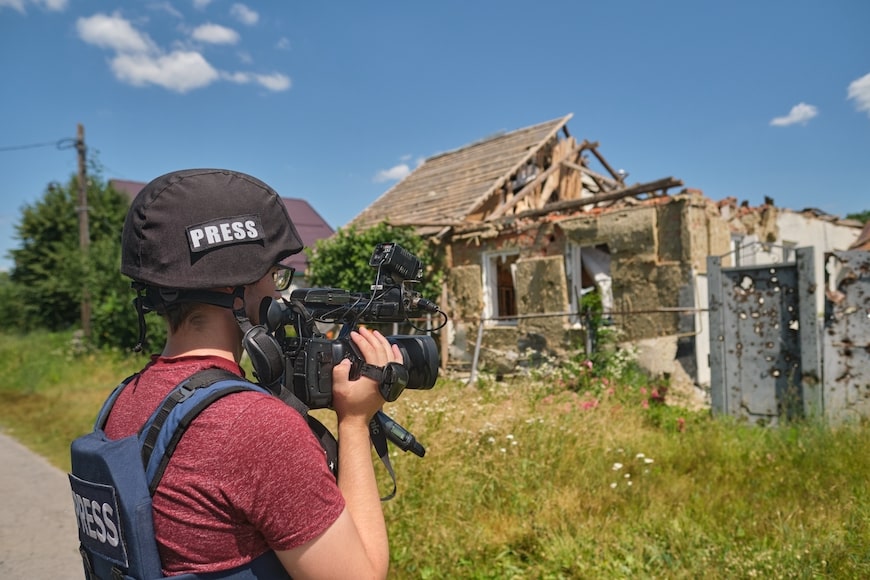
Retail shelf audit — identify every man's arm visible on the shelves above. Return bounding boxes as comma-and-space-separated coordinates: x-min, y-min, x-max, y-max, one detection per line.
276, 327, 397, 579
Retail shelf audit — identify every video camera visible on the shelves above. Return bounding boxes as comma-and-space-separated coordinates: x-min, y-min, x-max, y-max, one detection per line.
264, 242, 447, 455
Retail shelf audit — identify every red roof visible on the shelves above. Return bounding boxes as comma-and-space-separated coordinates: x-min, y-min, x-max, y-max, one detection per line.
281, 198, 334, 273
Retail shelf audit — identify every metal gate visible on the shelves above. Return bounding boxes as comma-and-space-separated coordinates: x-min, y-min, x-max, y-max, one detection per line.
707, 247, 821, 425
823, 250, 870, 424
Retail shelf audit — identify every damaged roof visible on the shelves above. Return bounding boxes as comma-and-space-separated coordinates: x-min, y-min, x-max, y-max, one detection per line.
348, 114, 573, 234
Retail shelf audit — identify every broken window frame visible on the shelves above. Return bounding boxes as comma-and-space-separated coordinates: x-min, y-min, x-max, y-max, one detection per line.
482, 250, 519, 325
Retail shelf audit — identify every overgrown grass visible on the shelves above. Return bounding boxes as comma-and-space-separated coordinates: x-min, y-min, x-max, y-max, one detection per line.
3, 331, 870, 577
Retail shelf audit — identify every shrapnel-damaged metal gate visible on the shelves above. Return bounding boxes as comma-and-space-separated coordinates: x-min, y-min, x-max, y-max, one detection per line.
823, 250, 870, 424
707, 247, 821, 425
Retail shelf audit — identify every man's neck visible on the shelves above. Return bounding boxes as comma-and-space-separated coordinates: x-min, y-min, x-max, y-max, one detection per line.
162, 308, 243, 362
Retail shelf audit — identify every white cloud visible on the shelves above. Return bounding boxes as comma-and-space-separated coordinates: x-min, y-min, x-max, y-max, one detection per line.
769, 102, 818, 127
0, 0, 26, 12
276, 37, 291, 50
223, 71, 290, 92
255, 73, 291, 91
112, 51, 219, 93
374, 164, 411, 183
76, 10, 289, 94
0, 0, 67, 12
847, 73, 870, 118
77, 12, 155, 54
230, 3, 258, 25
151, 2, 183, 19
191, 23, 240, 45
192, 0, 212, 9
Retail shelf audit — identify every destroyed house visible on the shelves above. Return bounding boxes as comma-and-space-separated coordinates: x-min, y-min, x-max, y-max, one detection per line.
349, 115, 861, 400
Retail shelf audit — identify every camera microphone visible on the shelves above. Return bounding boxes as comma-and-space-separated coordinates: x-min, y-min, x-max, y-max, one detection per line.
375, 411, 425, 457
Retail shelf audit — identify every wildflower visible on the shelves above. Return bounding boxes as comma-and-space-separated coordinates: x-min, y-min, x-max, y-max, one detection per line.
624, 473, 631, 479
506, 434, 515, 440
584, 359, 593, 369
644, 458, 654, 464
612, 462, 623, 471
642, 399, 649, 409
487, 436, 495, 444
635, 453, 645, 459
610, 482, 617, 489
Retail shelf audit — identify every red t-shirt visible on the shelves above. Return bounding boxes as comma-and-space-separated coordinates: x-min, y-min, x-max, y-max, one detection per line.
104, 355, 345, 576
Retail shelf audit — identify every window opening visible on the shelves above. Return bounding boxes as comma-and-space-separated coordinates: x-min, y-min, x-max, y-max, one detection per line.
483, 251, 518, 324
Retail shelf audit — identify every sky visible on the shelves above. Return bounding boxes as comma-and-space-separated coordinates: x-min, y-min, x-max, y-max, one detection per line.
1, 0, 869, 273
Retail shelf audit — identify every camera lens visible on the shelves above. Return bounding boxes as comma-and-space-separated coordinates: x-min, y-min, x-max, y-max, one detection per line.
388, 335, 439, 390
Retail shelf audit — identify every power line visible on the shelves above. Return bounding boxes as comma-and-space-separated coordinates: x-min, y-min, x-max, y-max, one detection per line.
0, 138, 76, 152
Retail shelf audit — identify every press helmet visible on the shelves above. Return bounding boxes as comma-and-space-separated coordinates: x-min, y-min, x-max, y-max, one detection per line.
121, 168, 303, 290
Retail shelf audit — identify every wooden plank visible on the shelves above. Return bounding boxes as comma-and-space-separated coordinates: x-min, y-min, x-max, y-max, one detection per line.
488, 140, 591, 219
512, 177, 684, 219
561, 160, 619, 189
589, 144, 625, 183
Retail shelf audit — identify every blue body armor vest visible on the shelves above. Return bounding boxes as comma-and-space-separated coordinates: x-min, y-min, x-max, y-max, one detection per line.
69, 368, 292, 579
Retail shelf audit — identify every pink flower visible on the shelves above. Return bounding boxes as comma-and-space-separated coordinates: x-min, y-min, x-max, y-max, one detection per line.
642, 399, 649, 409
584, 360, 593, 369
581, 399, 599, 410
640, 387, 648, 396
606, 388, 615, 397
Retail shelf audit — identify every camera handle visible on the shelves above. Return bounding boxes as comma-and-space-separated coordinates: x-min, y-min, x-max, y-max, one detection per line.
368, 411, 426, 501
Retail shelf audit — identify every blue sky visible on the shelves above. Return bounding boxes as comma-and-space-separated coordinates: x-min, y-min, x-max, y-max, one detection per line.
1, 0, 869, 273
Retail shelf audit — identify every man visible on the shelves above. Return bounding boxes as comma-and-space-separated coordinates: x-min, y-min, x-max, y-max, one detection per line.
106, 168, 394, 578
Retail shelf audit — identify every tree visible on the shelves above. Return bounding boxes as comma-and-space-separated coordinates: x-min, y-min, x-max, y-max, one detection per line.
5, 170, 144, 349
846, 209, 870, 224
306, 222, 443, 307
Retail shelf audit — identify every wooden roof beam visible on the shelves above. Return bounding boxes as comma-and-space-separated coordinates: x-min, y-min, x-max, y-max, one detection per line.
561, 160, 620, 191
488, 140, 592, 220
511, 176, 684, 219
588, 144, 625, 184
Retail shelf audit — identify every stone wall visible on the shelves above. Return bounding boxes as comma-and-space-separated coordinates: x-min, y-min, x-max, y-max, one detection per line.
442, 194, 731, 375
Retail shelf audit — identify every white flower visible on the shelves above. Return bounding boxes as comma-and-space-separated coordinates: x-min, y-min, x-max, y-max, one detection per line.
624, 473, 631, 479
506, 434, 515, 440
487, 436, 495, 444
635, 453, 645, 459
644, 458, 654, 464
610, 482, 617, 489
612, 462, 623, 471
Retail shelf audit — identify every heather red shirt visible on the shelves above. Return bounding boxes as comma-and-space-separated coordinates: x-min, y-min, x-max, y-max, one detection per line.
104, 355, 345, 576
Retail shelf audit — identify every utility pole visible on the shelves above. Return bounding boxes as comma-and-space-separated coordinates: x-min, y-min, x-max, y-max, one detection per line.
76, 123, 91, 338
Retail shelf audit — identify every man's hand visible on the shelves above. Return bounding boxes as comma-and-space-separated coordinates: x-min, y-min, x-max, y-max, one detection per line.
331, 327, 402, 424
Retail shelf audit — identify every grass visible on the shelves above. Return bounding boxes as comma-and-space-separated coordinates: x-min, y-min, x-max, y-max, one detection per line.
3, 330, 870, 578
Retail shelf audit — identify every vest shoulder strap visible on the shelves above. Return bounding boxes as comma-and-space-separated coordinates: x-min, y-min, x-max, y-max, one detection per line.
138, 368, 269, 495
